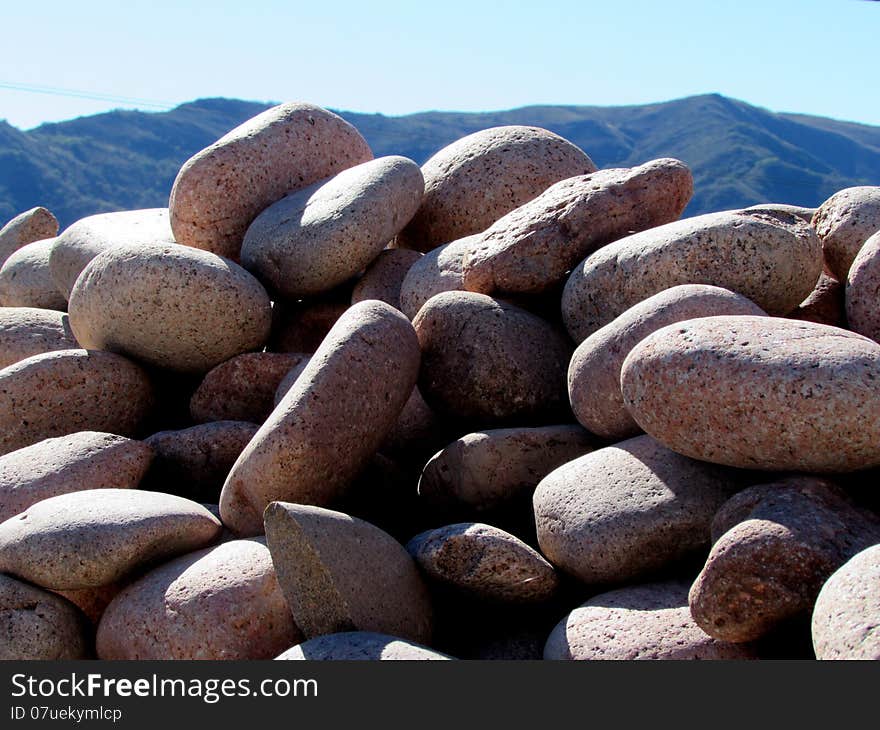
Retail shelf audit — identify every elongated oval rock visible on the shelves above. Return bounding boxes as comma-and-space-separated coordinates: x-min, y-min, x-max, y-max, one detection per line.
0, 238, 66, 310
621, 316, 880, 472
220, 300, 420, 536
49, 208, 175, 299
69, 242, 272, 373
812, 544, 880, 660
0, 207, 58, 267
0, 307, 78, 368
0, 349, 154, 456
0, 431, 153, 522
96, 538, 302, 660
264, 502, 433, 643
846, 230, 880, 342
792, 270, 846, 328
276, 632, 452, 660
812, 186, 880, 281
689, 478, 880, 643
0, 574, 90, 660
0, 488, 222, 590
562, 209, 822, 342
169, 102, 373, 259
413, 292, 571, 425
533, 435, 749, 585
352, 249, 423, 311
399, 235, 476, 319
189, 352, 309, 424
242, 156, 424, 299
544, 581, 756, 660
397, 126, 596, 252
569, 285, 766, 440
406, 523, 559, 603
418, 425, 599, 512
461, 158, 693, 295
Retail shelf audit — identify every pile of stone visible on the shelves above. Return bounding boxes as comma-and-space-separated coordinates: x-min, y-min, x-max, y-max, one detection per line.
0, 102, 878, 661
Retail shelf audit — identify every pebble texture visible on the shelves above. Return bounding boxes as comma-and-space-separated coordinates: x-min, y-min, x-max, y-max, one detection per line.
0, 431, 153, 522
562, 208, 822, 342
169, 102, 373, 259
264, 502, 433, 643
812, 544, 880, 660
220, 300, 420, 536
689, 478, 880, 642
267, 285, 352, 353
272, 358, 312, 407
0, 349, 154, 456
460, 158, 693, 294
276, 632, 452, 660
846, 230, 880, 342
399, 236, 477, 319
418, 425, 599, 513
0, 207, 58, 267
242, 156, 424, 299
397, 125, 596, 252
544, 581, 756, 660
0, 238, 67, 310
406, 523, 560, 603
792, 270, 846, 328
0, 574, 91, 660
621, 315, 880, 472
96, 538, 302, 660
812, 186, 880, 280
352, 248, 423, 311
533, 435, 749, 585
143, 421, 259, 503
569, 284, 766, 440
189, 352, 309, 424
49, 208, 175, 300
69, 242, 272, 373
413, 292, 571, 425
0, 488, 222, 590
0, 307, 78, 369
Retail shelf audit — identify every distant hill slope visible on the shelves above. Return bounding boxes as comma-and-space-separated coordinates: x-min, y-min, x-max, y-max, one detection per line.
2, 94, 880, 229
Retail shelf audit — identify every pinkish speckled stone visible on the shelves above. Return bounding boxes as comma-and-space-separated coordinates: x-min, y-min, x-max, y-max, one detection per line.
0, 207, 58, 267
399, 235, 477, 319
0, 307, 78, 369
812, 186, 880, 281
846, 230, 880, 342
352, 248, 423, 312
0, 238, 66, 310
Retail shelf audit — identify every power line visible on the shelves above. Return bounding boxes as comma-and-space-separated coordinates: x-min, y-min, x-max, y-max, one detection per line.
0, 81, 175, 110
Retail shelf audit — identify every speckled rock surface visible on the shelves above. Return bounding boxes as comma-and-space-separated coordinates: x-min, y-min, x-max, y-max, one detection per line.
569, 285, 766, 440
461, 158, 693, 295
744, 203, 817, 223
267, 285, 352, 353
55, 583, 124, 626
69, 242, 272, 373
0, 207, 58, 267
0, 574, 90, 660
544, 580, 756, 660
533, 435, 749, 585
562, 208, 822, 342
399, 236, 476, 319
689, 478, 880, 643
169, 102, 373, 259
352, 249, 423, 311
406, 523, 559, 603
220, 300, 419, 536
242, 156, 423, 299
846, 230, 880, 342
791, 270, 846, 328
0, 307, 78, 368
812, 186, 880, 280
0, 238, 66, 310
276, 632, 452, 660
621, 316, 880, 472
413, 292, 571, 425
0, 488, 222, 590
377, 386, 440, 462
49, 208, 175, 299
189, 352, 308, 424
0, 349, 154, 456
143, 421, 259, 503
272, 358, 312, 407
418, 425, 598, 513
812, 544, 880, 660
397, 126, 596, 252
0, 431, 153, 522
264, 502, 433, 643
97, 537, 301, 659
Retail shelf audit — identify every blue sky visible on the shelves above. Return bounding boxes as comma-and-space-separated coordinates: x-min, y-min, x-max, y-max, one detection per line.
1, 0, 878, 129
